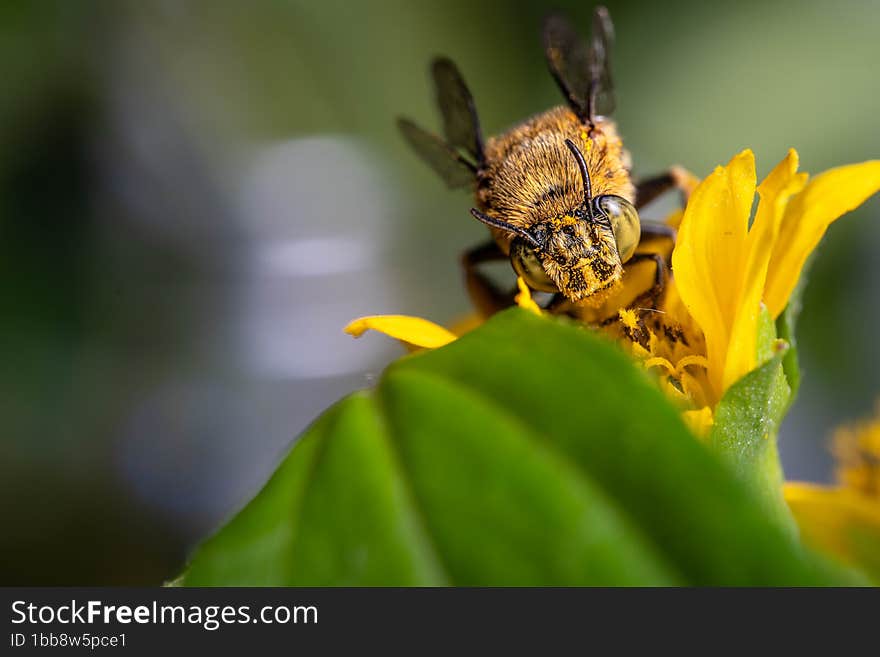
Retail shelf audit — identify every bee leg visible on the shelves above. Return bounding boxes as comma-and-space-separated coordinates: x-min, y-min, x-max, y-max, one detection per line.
635, 166, 699, 209
550, 250, 670, 322
625, 253, 667, 307
636, 222, 677, 259
639, 223, 676, 242
592, 252, 668, 328
461, 241, 516, 316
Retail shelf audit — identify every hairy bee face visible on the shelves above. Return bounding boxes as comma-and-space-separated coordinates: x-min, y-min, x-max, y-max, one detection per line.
509, 195, 641, 303
512, 216, 620, 302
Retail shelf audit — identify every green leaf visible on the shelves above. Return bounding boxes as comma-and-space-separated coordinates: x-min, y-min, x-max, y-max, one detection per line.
180, 392, 450, 586
710, 355, 794, 532
711, 308, 795, 532
180, 309, 858, 586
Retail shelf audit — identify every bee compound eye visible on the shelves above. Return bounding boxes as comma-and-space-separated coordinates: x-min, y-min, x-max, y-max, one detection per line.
510, 238, 558, 293
594, 195, 641, 263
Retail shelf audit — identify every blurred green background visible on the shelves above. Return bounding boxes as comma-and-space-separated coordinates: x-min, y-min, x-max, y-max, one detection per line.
1, 0, 878, 584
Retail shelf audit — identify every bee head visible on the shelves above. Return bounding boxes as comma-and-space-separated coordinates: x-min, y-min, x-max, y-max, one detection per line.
470, 138, 640, 303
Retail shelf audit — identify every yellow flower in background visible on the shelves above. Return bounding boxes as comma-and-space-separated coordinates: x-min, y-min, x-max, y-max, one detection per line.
832, 406, 880, 496
784, 404, 880, 576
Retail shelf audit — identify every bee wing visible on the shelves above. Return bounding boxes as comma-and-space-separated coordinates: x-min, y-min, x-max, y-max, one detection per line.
431, 57, 485, 166
397, 118, 476, 189
589, 7, 616, 115
543, 7, 616, 123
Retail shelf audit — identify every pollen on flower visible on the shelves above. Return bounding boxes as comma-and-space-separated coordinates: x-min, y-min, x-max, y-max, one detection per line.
618, 308, 640, 331
615, 305, 711, 415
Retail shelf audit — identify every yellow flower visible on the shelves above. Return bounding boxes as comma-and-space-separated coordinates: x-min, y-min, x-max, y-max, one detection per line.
784, 404, 880, 576
345, 149, 880, 422
672, 149, 880, 406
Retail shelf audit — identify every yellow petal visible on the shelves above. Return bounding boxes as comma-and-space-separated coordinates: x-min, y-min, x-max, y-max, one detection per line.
672, 149, 756, 401
722, 150, 805, 389
344, 315, 457, 349
682, 406, 714, 440
764, 160, 880, 318
514, 277, 543, 315
784, 482, 880, 573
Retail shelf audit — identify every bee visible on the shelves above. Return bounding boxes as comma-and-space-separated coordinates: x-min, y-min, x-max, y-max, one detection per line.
398, 6, 691, 322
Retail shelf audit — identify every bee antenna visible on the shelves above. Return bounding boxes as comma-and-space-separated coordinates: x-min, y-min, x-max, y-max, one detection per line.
564, 138, 594, 220
469, 208, 540, 248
